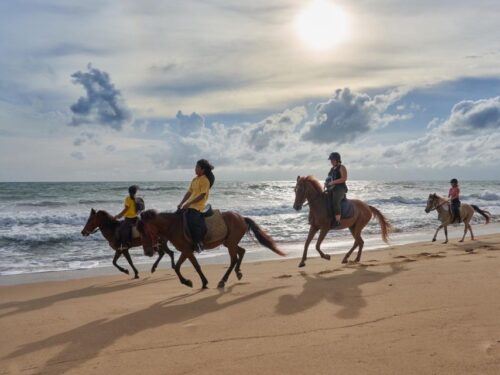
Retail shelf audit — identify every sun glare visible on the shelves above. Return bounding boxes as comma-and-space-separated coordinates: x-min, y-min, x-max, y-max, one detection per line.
295, 0, 349, 51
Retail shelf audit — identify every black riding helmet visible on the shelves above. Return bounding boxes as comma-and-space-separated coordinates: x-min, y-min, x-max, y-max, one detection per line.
328, 152, 341, 162
450, 178, 458, 184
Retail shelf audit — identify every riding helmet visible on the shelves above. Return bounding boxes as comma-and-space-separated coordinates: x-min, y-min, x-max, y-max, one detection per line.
449, 178, 458, 184
328, 152, 341, 162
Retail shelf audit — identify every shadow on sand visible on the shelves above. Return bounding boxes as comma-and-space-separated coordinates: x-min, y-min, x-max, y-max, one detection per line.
5, 284, 286, 374
276, 263, 406, 319
0, 276, 175, 319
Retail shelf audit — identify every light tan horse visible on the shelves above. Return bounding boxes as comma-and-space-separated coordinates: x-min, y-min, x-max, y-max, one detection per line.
293, 176, 391, 267
424, 193, 491, 243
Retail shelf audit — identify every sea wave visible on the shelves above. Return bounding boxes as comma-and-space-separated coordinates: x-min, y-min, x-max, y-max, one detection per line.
463, 192, 500, 201
0, 214, 87, 228
16, 201, 68, 208
367, 196, 427, 205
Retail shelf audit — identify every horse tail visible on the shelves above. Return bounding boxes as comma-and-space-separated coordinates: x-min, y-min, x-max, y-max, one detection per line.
244, 217, 286, 256
368, 205, 392, 243
471, 205, 491, 224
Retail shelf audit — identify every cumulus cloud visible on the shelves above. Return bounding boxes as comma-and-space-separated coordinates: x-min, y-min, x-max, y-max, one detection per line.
380, 95, 500, 169
69, 64, 131, 130
302, 88, 409, 144
73, 131, 100, 146
169, 110, 205, 136
70, 151, 85, 160
440, 97, 500, 135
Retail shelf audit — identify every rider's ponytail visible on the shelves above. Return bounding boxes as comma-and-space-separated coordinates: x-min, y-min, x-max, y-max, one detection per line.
197, 159, 215, 188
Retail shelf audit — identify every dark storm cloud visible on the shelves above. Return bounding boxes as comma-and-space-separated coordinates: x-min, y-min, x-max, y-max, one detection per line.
69, 64, 131, 130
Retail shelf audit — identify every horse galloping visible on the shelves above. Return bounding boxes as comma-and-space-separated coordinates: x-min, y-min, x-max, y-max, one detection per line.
81, 209, 175, 279
137, 209, 285, 289
424, 194, 491, 243
293, 176, 391, 267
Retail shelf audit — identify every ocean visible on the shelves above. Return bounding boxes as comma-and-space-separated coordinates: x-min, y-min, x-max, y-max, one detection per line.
0, 180, 499, 276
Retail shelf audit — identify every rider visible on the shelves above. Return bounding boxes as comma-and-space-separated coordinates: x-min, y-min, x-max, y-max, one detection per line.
114, 185, 139, 249
177, 159, 215, 253
325, 152, 348, 227
448, 178, 461, 223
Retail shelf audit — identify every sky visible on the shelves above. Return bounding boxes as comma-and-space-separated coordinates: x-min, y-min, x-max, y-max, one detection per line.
0, 0, 499, 181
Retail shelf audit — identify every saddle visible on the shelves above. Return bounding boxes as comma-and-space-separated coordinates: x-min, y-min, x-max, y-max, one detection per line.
182, 207, 228, 244
340, 198, 355, 219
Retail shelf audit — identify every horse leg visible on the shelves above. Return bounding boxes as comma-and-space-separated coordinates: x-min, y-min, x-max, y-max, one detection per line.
342, 227, 358, 264
299, 226, 319, 267
123, 249, 139, 279
112, 251, 129, 275
175, 252, 192, 288
187, 253, 208, 289
315, 227, 331, 261
468, 221, 475, 241
218, 247, 238, 289
234, 246, 246, 280
354, 236, 365, 263
459, 222, 468, 242
165, 246, 176, 269
432, 224, 443, 242
151, 248, 164, 273
443, 225, 448, 244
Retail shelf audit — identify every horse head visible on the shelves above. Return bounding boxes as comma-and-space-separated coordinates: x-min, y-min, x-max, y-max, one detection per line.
293, 176, 307, 211
81, 208, 99, 236
137, 210, 160, 256
425, 193, 438, 213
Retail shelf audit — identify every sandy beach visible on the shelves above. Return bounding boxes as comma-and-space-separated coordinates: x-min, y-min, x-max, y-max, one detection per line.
1, 234, 500, 374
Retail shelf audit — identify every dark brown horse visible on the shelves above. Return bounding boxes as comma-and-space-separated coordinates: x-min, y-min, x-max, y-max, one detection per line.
137, 209, 285, 289
81, 209, 175, 279
293, 176, 391, 266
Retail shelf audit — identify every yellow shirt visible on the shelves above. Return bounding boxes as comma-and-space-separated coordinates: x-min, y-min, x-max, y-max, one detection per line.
186, 175, 210, 211
124, 196, 137, 218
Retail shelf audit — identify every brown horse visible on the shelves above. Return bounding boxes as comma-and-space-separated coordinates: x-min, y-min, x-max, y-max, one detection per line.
424, 193, 491, 243
293, 176, 391, 267
137, 209, 285, 289
81, 209, 175, 279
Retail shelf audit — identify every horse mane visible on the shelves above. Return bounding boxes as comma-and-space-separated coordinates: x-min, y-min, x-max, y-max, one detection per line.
96, 210, 118, 224
140, 209, 159, 222
301, 176, 323, 194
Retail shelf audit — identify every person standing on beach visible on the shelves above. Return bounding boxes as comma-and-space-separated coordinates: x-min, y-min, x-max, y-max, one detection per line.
448, 178, 461, 223
114, 185, 140, 249
177, 159, 215, 253
325, 152, 348, 227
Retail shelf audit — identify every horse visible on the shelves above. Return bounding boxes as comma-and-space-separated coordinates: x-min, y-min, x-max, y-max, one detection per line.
293, 176, 391, 267
424, 193, 491, 243
81, 209, 176, 279
137, 209, 285, 289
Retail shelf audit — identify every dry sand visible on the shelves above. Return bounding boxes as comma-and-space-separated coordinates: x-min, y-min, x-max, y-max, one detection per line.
1, 234, 500, 374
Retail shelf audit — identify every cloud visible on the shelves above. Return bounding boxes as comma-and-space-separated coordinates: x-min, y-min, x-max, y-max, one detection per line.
105, 145, 116, 152
301, 88, 408, 144
440, 97, 500, 135
70, 151, 85, 160
69, 64, 131, 130
171, 110, 205, 135
73, 131, 100, 146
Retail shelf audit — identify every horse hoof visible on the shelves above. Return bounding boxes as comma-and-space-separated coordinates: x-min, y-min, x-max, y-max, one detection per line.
341, 259, 348, 264
124, 269, 129, 275
183, 280, 193, 288
431, 239, 436, 242
322, 254, 331, 261
458, 240, 464, 243
202, 284, 209, 290
217, 281, 225, 289
134, 275, 139, 279
236, 272, 243, 280
151, 266, 156, 273
298, 262, 306, 268
354, 258, 361, 263
443, 241, 448, 244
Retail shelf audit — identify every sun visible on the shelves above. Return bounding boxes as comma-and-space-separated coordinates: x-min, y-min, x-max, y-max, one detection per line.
295, 0, 349, 51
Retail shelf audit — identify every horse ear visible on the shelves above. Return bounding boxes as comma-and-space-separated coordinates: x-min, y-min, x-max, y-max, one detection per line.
297, 175, 300, 182
91, 208, 96, 215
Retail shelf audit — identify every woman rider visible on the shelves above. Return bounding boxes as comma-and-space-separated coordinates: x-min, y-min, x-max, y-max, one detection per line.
448, 178, 461, 223
114, 185, 139, 249
177, 159, 215, 253
325, 152, 348, 227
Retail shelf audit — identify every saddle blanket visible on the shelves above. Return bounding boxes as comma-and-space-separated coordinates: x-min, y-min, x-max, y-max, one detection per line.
204, 210, 228, 243
340, 199, 355, 219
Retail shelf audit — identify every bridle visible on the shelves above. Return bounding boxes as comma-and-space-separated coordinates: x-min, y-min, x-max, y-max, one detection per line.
427, 196, 448, 212
82, 227, 100, 236
142, 222, 161, 251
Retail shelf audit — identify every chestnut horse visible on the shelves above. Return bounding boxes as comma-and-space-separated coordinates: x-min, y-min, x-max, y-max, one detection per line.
137, 209, 285, 289
424, 193, 491, 243
81, 209, 175, 279
293, 176, 391, 267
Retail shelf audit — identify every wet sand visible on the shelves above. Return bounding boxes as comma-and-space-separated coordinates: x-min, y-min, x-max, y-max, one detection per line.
1, 234, 500, 374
